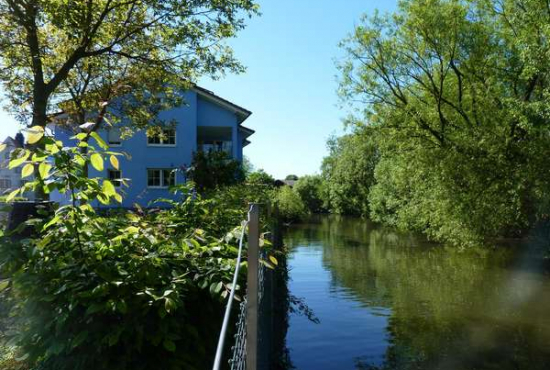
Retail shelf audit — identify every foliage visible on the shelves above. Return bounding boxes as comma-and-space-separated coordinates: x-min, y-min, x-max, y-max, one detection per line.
247, 169, 275, 186
187, 150, 245, 192
272, 186, 307, 222
335, 0, 550, 246
321, 130, 378, 216
292, 175, 326, 213
285, 174, 298, 181
0, 0, 259, 132
0, 129, 276, 370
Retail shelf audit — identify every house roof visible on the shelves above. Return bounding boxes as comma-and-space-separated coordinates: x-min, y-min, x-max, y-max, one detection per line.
48, 85, 255, 140
192, 85, 252, 124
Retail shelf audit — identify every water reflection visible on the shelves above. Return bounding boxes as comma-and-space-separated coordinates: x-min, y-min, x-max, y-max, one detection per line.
285, 216, 550, 370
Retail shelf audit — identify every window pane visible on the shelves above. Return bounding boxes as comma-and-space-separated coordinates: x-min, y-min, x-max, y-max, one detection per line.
147, 169, 161, 187
164, 129, 176, 145
162, 169, 175, 187
108, 170, 122, 187
148, 135, 161, 145
108, 128, 121, 145
0, 179, 11, 188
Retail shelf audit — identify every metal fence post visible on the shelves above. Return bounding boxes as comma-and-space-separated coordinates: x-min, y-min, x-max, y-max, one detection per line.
246, 203, 260, 370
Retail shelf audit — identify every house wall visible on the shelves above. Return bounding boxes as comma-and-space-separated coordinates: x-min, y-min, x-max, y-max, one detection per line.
0, 144, 22, 195
197, 96, 242, 161
52, 90, 246, 208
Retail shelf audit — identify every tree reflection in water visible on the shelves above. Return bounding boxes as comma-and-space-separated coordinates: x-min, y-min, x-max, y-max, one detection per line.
284, 215, 550, 370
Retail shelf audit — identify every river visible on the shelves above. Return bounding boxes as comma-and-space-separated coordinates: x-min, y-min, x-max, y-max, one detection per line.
283, 215, 550, 370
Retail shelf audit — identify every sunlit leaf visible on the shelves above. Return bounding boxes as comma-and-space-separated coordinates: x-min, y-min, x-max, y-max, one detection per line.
0, 144, 6, 153
102, 180, 116, 197
110, 155, 119, 170
27, 126, 44, 144
269, 255, 278, 266
8, 150, 30, 169
39, 162, 52, 179
21, 163, 34, 178
90, 153, 104, 171
90, 132, 108, 150
6, 188, 20, 202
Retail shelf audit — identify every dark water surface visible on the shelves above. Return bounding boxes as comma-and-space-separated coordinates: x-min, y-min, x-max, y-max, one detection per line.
284, 216, 550, 370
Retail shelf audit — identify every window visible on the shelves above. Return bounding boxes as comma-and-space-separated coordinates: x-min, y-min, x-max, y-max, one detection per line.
108, 128, 122, 146
0, 179, 11, 188
108, 169, 122, 187
147, 129, 176, 146
147, 169, 176, 188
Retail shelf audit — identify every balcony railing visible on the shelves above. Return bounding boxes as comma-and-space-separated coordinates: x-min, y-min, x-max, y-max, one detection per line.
198, 141, 233, 155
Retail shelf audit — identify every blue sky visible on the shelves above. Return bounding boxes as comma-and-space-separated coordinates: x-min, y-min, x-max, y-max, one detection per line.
0, 0, 398, 179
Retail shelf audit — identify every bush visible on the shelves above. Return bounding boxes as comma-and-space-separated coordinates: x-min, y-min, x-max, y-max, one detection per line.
272, 186, 308, 222
293, 175, 325, 213
187, 150, 245, 191
246, 170, 275, 186
0, 130, 278, 370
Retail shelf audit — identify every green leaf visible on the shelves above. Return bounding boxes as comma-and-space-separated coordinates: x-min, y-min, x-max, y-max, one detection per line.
0, 280, 9, 292
102, 180, 116, 197
269, 255, 278, 266
90, 153, 104, 171
210, 281, 223, 295
110, 155, 119, 170
90, 132, 108, 150
27, 125, 45, 144
21, 163, 34, 178
8, 150, 30, 169
39, 162, 52, 179
0, 143, 6, 153
163, 339, 176, 352
113, 192, 123, 203
72, 330, 89, 348
6, 188, 20, 202
164, 297, 176, 313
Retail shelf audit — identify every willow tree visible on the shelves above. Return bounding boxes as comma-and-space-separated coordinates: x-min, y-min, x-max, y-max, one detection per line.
338, 0, 550, 245
0, 0, 258, 129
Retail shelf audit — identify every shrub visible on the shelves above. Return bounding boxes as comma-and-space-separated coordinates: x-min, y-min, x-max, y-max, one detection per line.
272, 186, 308, 222
0, 128, 277, 370
293, 175, 325, 213
187, 150, 245, 191
246, 170, 275, 186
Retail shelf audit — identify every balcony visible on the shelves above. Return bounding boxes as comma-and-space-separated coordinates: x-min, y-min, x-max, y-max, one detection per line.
197, 126, 233, 157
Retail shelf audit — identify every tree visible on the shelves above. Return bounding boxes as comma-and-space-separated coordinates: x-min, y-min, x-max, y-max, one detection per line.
321, 130, 378, 216
272, 186, 307, 222
187, 150, 245, 192
0, 0, 258, 130
293, 175, 326, 213
338, 0, 550, 245
247, 169, 275, 186
285, 174, 298, 181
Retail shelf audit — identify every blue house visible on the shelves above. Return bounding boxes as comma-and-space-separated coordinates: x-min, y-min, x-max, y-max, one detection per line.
49, 86, 254, 207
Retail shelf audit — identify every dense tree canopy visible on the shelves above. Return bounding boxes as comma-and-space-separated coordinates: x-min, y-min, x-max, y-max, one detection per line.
0, 0, 259, 129
328, 0, 550, 246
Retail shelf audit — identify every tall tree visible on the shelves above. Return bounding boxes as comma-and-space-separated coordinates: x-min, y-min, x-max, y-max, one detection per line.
338, 0, 550, 245
0, 0, 259, 129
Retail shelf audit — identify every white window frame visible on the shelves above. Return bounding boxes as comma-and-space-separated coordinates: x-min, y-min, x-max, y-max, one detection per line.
147, 168, 177, 189
107, 128, 122, 147
147, 128, 176, 147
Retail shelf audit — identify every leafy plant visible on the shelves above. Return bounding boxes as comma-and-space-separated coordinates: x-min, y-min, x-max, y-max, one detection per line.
187, 150, 245, 192
0, 127, 276, 370
272, 186, 308, 222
